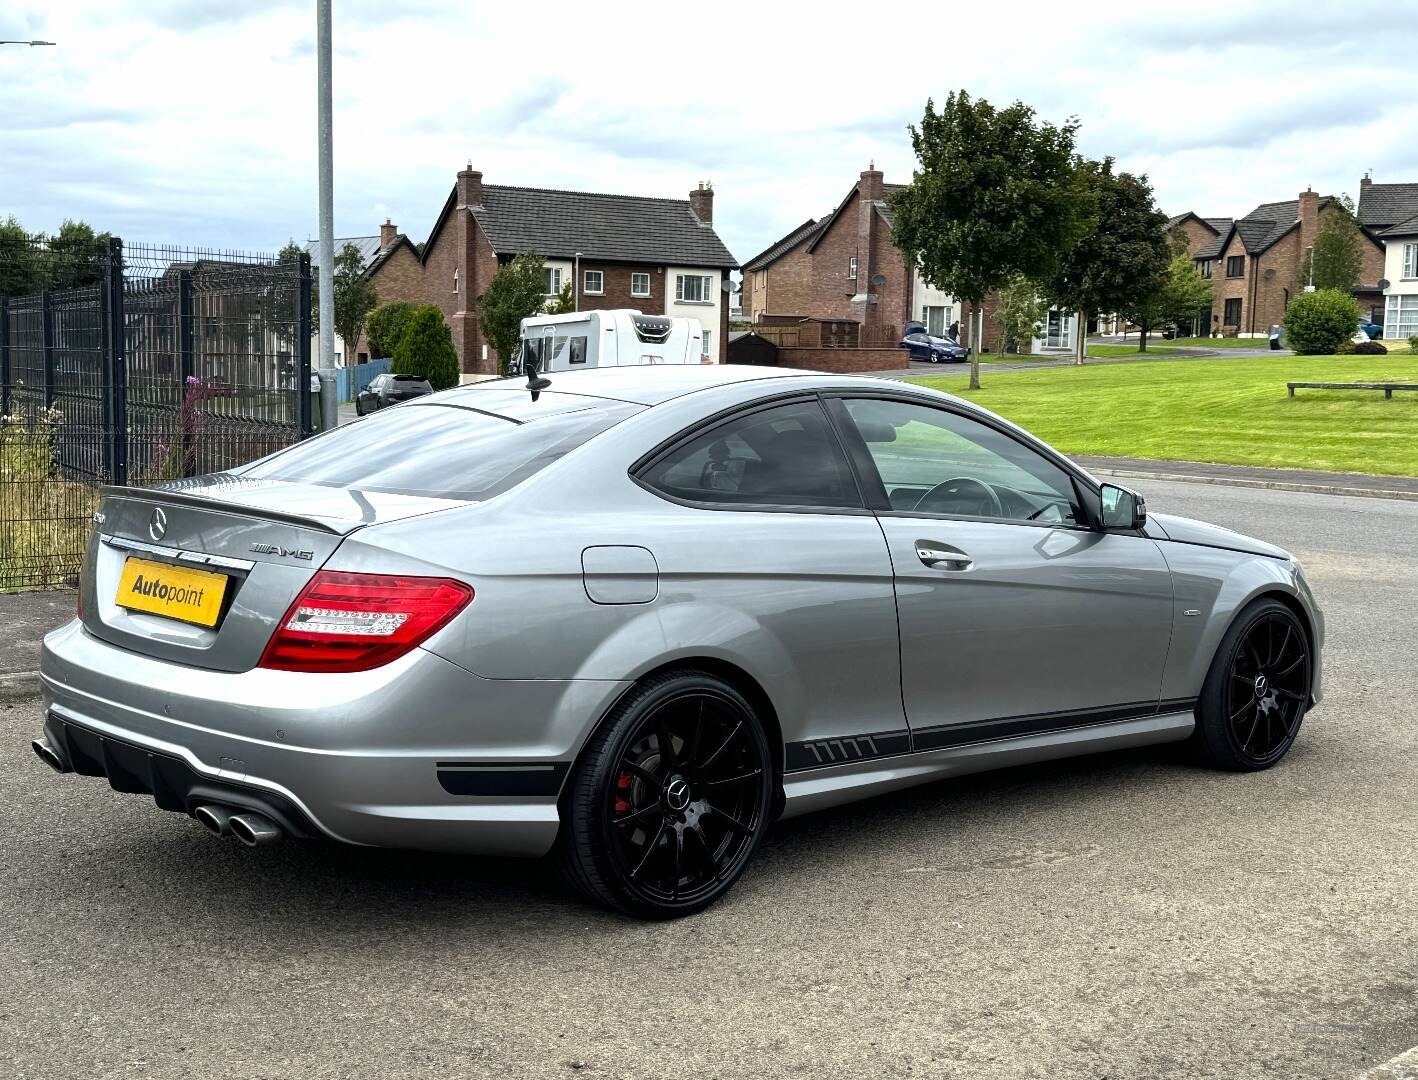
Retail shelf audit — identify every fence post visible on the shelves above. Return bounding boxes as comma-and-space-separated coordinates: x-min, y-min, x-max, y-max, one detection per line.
107, 237, 127, 486
41, 290, 54, 409
98, 264, 113, 480
178, 268, 195, 476
297, 252, 313, 438
0, 298, 9, 418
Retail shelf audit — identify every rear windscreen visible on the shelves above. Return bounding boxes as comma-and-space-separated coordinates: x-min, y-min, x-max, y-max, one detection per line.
240, 400, 642, 500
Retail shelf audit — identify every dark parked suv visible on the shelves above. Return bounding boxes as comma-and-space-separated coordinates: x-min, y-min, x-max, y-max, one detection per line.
355, 373, 433, 415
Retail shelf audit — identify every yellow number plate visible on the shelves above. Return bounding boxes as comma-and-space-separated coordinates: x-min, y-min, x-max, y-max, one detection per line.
115, 557, 229, 628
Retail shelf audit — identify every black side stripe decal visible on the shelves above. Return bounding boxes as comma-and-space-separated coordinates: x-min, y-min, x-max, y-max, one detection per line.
785, 698, 1198, 774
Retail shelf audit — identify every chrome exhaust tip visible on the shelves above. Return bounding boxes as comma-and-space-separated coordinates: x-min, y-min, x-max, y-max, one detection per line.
193, 804, 236, 836
31, 737, 67, 773
228, 812, 282, 847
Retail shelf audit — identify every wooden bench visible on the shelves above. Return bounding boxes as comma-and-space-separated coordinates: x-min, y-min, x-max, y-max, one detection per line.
1287, 381, 1418, 399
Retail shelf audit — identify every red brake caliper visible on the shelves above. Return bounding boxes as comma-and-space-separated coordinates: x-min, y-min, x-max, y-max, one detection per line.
615, 771, 632, 814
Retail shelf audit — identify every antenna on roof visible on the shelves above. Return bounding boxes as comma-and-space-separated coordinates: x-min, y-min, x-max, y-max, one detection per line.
524, 353, 551, 401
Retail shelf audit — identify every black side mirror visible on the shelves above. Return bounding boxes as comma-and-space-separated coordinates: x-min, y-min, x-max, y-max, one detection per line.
1100, 483, 1146, 530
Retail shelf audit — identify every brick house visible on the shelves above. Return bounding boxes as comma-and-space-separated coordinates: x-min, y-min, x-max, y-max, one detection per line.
306, 220, 421, 363
741, 166, 1011, 352
400, 167, 736, 375
1357, 177, 1418, 332
1179, 184, 1389, 337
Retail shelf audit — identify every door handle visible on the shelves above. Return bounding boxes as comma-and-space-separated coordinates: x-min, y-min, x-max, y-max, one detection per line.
915, 543, 973, 571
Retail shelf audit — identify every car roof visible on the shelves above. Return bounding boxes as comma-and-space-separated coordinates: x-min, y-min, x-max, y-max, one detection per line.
438, 364, 905, 408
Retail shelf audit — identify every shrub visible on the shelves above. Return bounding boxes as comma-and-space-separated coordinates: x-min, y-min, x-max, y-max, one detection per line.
1283, 288, 1362, 355
365, 301, 416, 358
1335, 339, 1354, 355
392, 304, 459, 390
1352, 339, 1387, 355
1409, 334, 1418, 355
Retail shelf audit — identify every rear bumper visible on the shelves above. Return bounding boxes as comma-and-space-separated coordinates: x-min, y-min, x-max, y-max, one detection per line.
38, 620, 631, 856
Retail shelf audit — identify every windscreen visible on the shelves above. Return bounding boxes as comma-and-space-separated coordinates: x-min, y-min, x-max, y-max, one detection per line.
240, 400, 642, 500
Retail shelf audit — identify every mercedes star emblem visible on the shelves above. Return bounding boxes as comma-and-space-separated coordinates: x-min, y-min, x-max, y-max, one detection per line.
148, 507, 167, 541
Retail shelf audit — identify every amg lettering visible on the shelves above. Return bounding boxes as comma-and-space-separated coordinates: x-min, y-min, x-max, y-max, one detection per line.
249, 543, 314, 561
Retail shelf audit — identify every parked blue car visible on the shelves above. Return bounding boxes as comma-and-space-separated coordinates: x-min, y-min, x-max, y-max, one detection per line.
901, 327, 970, 363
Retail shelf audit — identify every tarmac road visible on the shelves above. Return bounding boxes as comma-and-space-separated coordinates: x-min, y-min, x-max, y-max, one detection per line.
2, 477, 1415, 1080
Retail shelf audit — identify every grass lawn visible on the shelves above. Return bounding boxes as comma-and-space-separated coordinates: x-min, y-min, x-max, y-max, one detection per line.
911, 354, 1418, 476
1167, 336, 1270, 349
1082, 343, 1180, 358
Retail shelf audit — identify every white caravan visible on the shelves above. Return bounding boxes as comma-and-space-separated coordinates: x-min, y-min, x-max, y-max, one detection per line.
513, 309, 711, 372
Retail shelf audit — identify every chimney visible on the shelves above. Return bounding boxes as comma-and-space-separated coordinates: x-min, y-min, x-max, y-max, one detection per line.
856, 162, 885, 314
1298, 187, 1319, 254
380, 218, 397, 248
457, 162, 483, 208
1361, 171, 1373, 191
689, 181, 714, 224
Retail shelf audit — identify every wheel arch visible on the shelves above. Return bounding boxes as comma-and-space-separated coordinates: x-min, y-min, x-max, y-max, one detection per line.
560, 655, 788, 819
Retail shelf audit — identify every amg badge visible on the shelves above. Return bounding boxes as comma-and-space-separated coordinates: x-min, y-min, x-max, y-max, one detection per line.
249, 542, 315, 561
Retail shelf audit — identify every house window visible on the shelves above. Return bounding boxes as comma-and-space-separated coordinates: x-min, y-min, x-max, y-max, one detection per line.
583, 270, 604, 295
630, 272, 651, 297
1386, 294, 1418, 339
543, 267, 563, 296
1223, 298, 1242, 326
848, 255, 858, 279
923, 305, 947, 336
453, 268, 459, 294
676, 273, 712, 303
702, 329, 712, 358
1226, 255, 1245, 278
1199, 260, 1212, 279
1403, 243, 1418, 279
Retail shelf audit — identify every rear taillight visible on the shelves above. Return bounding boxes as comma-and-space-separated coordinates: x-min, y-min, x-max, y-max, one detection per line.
258, 571, 473, 673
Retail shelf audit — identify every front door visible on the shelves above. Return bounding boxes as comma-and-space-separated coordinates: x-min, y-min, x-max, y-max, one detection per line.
830, 396, 1174, 748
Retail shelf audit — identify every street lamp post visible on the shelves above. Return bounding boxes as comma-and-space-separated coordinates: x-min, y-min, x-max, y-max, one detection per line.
573, 252, 581, 312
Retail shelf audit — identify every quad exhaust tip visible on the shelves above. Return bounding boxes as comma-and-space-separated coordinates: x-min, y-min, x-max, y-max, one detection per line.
31, 737, 67, 774
193, 804, 236, 836
228, 811, 282, 847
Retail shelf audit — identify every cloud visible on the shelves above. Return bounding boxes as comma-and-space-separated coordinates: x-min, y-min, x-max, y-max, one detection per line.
3, 0, 1409, 270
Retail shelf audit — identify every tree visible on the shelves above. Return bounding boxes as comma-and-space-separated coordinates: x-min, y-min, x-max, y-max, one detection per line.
1120, 253, 1213, 351
993, 275, 1048, 355
392, 304, 459, 389
479, 251, 548, 374
891, 90, 1091, 388
1283, 288, 1362, 355
45, 219, 110, 291
545, 280, 576, 314
330, 242, 377, 362
365, 301, 416, 358
1043, 160, 1169, 364
1301, 195, 1363, 292
0, 216, 42, 298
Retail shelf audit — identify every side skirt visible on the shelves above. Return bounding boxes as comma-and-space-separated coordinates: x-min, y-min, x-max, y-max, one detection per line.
779, 708, 1196, 820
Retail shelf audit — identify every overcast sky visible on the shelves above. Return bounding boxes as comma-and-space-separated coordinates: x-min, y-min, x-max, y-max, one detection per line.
2, 0, 1413, 268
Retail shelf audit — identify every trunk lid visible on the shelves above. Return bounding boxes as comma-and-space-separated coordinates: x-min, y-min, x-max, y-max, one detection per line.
83, 477, 462, 672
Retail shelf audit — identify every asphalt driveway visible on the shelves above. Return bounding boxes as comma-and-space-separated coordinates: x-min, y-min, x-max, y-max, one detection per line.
2, 478, 1415, 1079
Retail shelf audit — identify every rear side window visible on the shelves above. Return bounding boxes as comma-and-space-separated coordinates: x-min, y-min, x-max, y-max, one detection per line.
639, 399, 860, 509
241, 401, 641, 500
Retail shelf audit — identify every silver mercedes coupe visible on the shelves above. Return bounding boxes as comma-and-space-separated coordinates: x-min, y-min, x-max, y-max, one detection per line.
33, 365, 1323, 918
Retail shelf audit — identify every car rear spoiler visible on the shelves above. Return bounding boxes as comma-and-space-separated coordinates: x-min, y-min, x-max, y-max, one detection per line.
99, 485, 347, 534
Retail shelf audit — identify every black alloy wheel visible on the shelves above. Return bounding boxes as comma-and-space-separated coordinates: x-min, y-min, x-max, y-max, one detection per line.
1193, 599, 1312, 770
559, 671, 773, 918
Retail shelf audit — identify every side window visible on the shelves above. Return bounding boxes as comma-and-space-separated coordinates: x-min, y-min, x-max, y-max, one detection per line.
641, 399, 860, 509
568, 335, 587, 365
841, 398, 1083, 525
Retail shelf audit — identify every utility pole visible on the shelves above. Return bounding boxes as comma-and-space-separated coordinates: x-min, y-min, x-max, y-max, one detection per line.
316, 0, 335, 374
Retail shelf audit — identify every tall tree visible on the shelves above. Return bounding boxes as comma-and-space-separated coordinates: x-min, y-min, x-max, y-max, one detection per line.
1301, 195, 1363, 292
1120, 253, 1214, 351
479, 252, 549, 373
316, 242, 377, 363
891, 90, 1090, 388
1043, 160, 1169, 365
392, 304, 459, 389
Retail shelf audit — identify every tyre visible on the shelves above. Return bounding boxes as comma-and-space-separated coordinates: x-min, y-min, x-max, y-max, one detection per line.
558, 670, 774, 918
354, 400, 365, 416
1191, 598, 1312, 771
